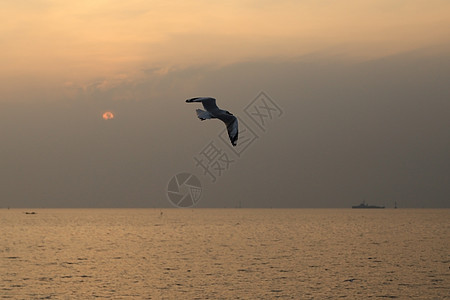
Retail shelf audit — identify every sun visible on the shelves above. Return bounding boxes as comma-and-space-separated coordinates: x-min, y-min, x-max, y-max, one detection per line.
102, 111, 114, 120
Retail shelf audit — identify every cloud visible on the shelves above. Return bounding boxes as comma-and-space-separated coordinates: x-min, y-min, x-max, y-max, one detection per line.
2, 0, 450, 103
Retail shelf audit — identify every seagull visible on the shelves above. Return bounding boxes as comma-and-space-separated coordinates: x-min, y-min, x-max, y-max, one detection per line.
186, 97, 238, 146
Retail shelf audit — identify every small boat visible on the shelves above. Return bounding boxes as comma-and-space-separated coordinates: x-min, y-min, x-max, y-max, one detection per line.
352, 201, 384, 209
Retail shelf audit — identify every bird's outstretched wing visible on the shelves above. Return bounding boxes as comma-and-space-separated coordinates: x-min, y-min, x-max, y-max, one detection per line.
186, 97, 218, 112
228, 117, 239, 146
220, 114, 238, 147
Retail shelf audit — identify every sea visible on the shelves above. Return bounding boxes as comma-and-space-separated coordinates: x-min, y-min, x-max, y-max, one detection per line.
0, 208, 449, 299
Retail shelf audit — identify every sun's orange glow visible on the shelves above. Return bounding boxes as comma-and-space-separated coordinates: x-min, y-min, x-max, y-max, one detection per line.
102, 111, 114, 120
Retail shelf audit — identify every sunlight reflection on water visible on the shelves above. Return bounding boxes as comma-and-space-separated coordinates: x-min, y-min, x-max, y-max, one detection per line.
0, 208, 449, 299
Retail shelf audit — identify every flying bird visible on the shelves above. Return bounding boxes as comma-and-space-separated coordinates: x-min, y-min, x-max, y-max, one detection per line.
186, 97, 238, 146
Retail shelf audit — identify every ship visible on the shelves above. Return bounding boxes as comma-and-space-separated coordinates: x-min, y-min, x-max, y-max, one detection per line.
352, 201, 385, 209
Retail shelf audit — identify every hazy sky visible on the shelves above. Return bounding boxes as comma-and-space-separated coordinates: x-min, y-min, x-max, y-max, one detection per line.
1, 0, 449, 208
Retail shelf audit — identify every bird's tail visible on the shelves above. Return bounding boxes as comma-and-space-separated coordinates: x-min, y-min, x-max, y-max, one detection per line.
196, 109, 212, 120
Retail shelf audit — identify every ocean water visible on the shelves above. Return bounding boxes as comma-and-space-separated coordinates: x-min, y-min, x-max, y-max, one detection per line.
0, 208, 449, 299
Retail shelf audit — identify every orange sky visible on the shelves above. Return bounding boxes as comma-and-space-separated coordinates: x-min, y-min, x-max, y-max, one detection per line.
1, 0, 450, 101
1, 1, 450, 209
